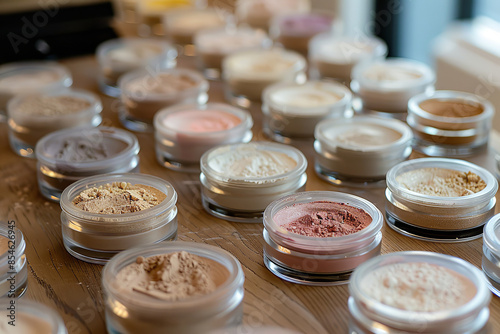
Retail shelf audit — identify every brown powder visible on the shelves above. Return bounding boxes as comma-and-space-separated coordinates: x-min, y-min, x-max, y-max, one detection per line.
419, 99, 484, 118
276, 201, 372, 238
397, 168, 486, 197
0, 235, 9, 256
16, 95, 91, 116
116, 251, 229, 301
72, 182, 166, 214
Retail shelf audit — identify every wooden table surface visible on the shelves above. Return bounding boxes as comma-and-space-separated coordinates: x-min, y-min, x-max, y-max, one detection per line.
1, 54, 500, 334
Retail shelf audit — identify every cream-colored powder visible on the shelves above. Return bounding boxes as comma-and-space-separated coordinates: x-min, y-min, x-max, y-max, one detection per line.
0, 312, 53, 334
396, 168, 486, 197
361, 262, 476, 312
116, 251, 229, 301
0, 70, 60, 92
125, 73, 197, 95
72, 182, 166, 214
327, 123, 402, 148
15, 95, 91, 116
363, 65, 422, 82
208, 146, 297, 178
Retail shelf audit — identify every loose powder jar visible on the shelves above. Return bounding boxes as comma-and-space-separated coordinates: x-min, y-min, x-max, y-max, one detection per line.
36, 126, 140, 202
200, 142, 307, 223
154, 103, 253, 172
348, 251, 491, 334
308, 33, 387, 84
7, 89, 103, 159
263, 191, 382, 286
60, 173, 178, 264
0, 299, 68, 334
119, 67, 209, 132
222, 48, 307, 108
314, 116, 412, 186
482, 213, 500, 297
350, 57, 435, 118
194, 27, 271, 80
407, 90, 495, 156
162, 8, 226, 46
96, 38, 177, 97
0, 222, 27, 298
0, 61, 72, 118
102, 241, 244, 334
262, 80, 352, 142
385, 158, 498, 242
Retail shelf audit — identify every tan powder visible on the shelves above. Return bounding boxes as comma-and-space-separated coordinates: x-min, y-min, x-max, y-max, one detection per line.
72, 182, 166, 214
0, 235, 9, 256
116, 251, 229, 301
419, 99, 483, 118
361, 262, 476, 312
396, 168, 486, 197
16, 95, 91, 116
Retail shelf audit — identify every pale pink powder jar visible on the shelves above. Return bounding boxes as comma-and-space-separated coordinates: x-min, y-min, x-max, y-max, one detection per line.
262, 191, 382, 286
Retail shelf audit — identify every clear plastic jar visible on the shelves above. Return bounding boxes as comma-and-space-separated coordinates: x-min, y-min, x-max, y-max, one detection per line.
200, 142, 307, 223
7, 89, 102, 159
36, 127, 140, 202
102, 241, 244, 334
385, 158, 498, 242
348, 251, 491, 334
194, 27, 271, 80
407, 90, 495, 156
0, 61, 72, 118
0, 222, 27, 298
314, 116, 412, 186
119, 67, 209, 132
154, 103, 253, 172
60, 173, 178, 264
0, 299, 68, 333
262, 80, 352, 142
263, 191, 382, 286
222, 48, 306, 108
96, 38, 177, 97
482, 213, 500, 297
351, 57, 435, 119
308, 34, 387, 84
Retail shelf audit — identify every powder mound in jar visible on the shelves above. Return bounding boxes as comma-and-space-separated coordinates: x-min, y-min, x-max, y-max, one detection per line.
116, 251, 229, 301
396, 168, 486, 197
419, 99, 484, 118
72, 182, 166, 214
56, 137, 108, 162
208, 146, 297, 179
276, 201, 372, 237
126, 73, 197, 95
15, 95, 91, 116
361, 262, 476, 312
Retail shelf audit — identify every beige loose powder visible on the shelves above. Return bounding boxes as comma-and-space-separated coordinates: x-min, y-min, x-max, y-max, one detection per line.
0, 235, 9, 255
361, 262, 476, 312
419, 99, 483, 118
15, 95, 91, 116
73, 182, 166, 214
396, 168, 486, 197
116, 251, 229, 301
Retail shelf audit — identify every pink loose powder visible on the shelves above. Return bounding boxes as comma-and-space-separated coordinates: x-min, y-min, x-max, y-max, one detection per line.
274, 201, 372, 237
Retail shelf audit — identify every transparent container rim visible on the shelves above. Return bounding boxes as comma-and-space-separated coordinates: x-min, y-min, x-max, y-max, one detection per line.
386, 157, 498, 207
35, 126, 139, 171
315, 116, 413, 153
263, 191, 383, 251
262, 80, 352, 115
60, 173, 177, 223
483, 213, 500, 255
408, 90, 495, 124
349, 251, 491, 325
154, 102, 253, 137
0, 223, 25, 261
102, 241, 244, 310
119, 67, 209, 100
0, 61, 73, 91
350, 57, 436, 91
96, 37, 176, 62
7, 88, 103, 120
223, 47, 307, 74
200, 141, 308, 184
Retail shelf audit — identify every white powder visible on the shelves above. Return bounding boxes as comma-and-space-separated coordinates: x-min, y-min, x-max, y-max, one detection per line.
208, 146, 297, 179
361, 262, 476, 312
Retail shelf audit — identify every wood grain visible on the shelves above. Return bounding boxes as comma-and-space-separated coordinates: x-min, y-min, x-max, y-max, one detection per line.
0, 54, 499, 334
